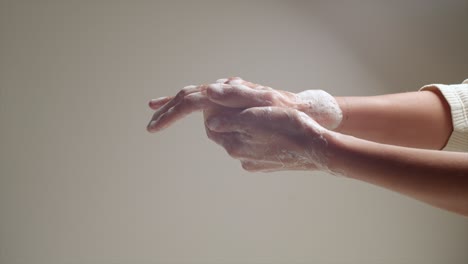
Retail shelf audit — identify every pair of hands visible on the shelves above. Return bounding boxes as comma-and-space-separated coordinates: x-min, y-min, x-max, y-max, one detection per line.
146, 77, 342, 172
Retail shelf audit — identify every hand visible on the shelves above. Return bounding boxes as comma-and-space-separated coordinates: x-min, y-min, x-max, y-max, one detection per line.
204, 106, 332, 172
146, 77, 342, 132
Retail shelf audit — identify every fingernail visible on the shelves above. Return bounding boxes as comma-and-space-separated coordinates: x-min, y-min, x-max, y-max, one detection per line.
147, 120, 157, 130
149, 97, 165, 105
183, 85, 197, 89
216, 78, 228, 83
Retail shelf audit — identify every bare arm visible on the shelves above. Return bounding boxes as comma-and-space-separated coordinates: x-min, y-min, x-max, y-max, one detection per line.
326, 131, 468, 216
334, 90, 453, 150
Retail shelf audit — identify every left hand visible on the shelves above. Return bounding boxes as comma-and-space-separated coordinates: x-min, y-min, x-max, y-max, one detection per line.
203, 106, 331, 172
147, 77, 305, 132
147, 77, 342, 132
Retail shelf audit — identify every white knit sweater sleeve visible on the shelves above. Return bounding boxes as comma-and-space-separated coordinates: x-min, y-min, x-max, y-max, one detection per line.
419, 79, 468, 152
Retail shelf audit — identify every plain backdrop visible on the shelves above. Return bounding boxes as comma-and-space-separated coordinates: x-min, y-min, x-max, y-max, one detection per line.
1, 1, 468, 263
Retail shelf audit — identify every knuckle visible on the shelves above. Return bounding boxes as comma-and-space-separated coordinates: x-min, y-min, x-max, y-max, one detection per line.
179, 85, 197, 96
265, 92, 279, 103
205, 86, 216, 98
244, 81, 259, 88
227, 77, 244, 85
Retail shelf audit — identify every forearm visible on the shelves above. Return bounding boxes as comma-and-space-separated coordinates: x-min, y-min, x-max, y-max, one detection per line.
326, 132, 468, 216
334, 91, 453, 150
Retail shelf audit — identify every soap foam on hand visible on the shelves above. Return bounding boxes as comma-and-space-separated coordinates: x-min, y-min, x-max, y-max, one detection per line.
296, 90, 343, 130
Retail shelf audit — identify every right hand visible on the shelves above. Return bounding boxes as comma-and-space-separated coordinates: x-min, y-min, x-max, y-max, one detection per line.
204, 106, 332, 172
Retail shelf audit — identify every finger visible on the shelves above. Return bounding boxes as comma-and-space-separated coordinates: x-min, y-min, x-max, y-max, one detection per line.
240, 160, 283, 172
206, 83, 275, 108
148, 85, 198, 120
146, 84, 202, 131
224, 77, 273, 91
148, 96, 173, 110
148, 92, 214, 132
225, 77, 266, 90
243, 162, 314, 172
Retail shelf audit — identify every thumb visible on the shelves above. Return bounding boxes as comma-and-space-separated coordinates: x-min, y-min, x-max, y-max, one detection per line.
204, 108, 247, 133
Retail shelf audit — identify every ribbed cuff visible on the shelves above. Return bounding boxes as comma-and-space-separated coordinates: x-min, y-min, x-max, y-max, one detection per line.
420, 80, 468, 152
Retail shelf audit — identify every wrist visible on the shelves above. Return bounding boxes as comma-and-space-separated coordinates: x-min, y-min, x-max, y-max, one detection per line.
300, 122, 349, 175
323, 130, 388, 179
321, 130, 355, 177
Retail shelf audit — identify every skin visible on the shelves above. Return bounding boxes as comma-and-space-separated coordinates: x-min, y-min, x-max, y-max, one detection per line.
204, 106, 330, 172
326, 132, 468, 216
147, 77, 301, 132
334, 90, 453, 150
146, 77, 468, 216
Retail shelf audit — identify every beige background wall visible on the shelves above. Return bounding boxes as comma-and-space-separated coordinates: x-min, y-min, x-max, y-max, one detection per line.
1, 1, 467, 263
